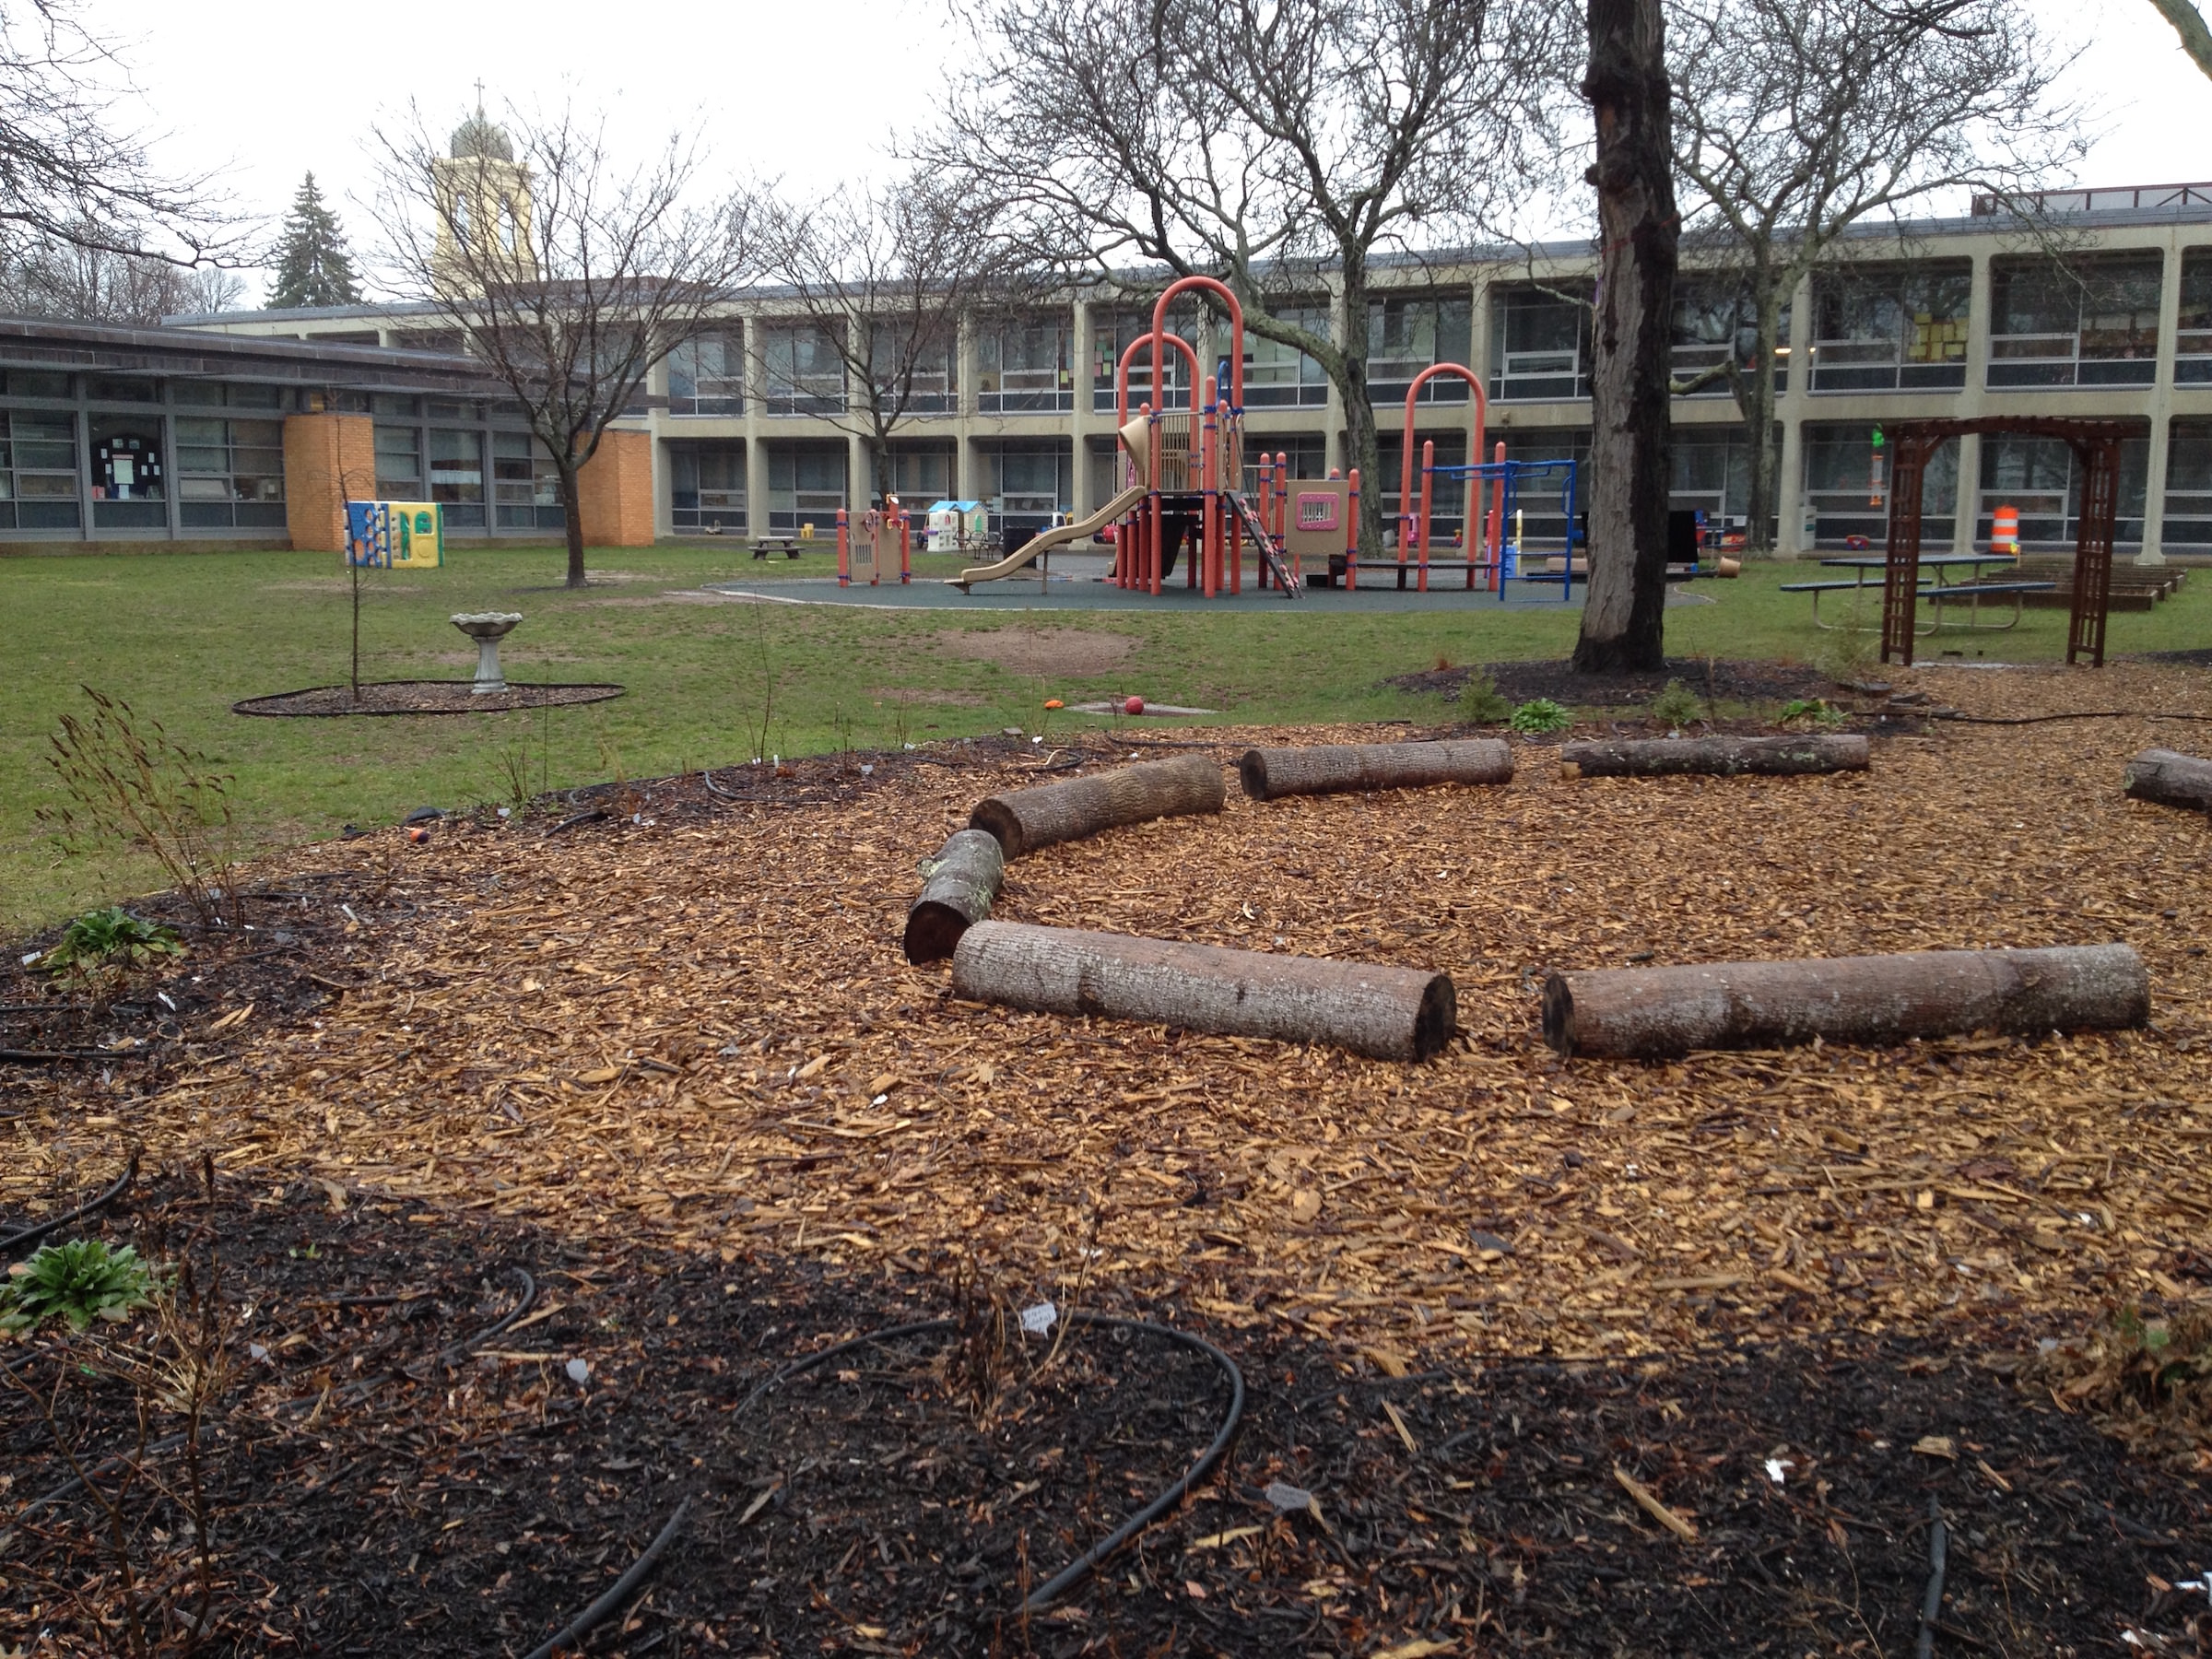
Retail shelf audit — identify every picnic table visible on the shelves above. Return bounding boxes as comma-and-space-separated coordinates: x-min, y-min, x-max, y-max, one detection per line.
1783, 553, 2054, 631
750, 537, 808, 559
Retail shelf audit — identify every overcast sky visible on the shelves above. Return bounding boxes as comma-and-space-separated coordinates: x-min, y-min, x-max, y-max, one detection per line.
83, 0, 2212, 304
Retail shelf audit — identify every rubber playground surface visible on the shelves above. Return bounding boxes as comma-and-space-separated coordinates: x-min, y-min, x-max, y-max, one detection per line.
708, 553, 1593, 612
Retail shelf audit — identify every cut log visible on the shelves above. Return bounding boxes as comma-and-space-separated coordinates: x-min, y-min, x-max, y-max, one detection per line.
1239, 738, 1513, 802
1542, 944, 2147, 1059
970, 754, 1224, 859
2123, 747, 2212, 813
950, 922, 1456, 1061
902, 829, 1006, 964
1559, 733, 1868, 778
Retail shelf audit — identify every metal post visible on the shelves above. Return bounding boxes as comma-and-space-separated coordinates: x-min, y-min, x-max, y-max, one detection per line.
1879, 434, 1930, 665
836, 506, 850, 586
1347, 467, 1361, 589
2069, 436, 2120, 666
1417, 439, 1436, 592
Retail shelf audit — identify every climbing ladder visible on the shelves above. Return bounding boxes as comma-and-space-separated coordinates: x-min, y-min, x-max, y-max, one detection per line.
1227, 491, 1300, 596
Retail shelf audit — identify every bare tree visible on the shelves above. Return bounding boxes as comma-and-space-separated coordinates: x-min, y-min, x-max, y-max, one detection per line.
0, 228, 244, 322
1572, 0, 1678, 674
757, 171, 1021, 502
923, 0, 1561, 559
0, 0, 236, 268
375, 105, 756, 588
1667, 0, 2086, 556
2148, 0, 2212, 79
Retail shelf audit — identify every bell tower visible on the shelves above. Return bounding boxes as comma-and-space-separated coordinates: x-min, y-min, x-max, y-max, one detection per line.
431, 100, 535, 297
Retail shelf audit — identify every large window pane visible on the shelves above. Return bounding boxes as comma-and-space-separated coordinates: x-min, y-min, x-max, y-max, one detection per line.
1489, 288, 1590, 401
429, 429, 484, 503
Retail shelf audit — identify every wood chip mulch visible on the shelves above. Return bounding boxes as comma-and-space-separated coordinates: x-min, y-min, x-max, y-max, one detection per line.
8, 662, 2211, 1382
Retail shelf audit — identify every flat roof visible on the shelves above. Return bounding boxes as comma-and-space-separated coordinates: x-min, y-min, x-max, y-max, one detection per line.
0, 314, 508, 394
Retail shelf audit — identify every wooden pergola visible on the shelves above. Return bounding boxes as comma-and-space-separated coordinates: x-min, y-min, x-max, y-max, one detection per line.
1878, 417, 2141, 667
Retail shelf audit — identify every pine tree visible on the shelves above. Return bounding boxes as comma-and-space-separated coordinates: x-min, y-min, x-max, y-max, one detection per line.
266, 173, 360, 309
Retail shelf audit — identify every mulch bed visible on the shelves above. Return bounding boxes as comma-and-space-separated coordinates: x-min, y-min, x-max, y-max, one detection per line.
3, 1178, 2204, 1655
1387, 656, 1835, 708
232, 680, 624, 717
7, 660, 2212, 1652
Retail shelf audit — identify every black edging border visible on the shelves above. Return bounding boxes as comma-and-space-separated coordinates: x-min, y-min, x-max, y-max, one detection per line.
230, 681, 625, 719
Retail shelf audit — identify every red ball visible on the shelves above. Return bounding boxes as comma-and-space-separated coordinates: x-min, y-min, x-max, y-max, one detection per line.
1124, 695, 1145, 716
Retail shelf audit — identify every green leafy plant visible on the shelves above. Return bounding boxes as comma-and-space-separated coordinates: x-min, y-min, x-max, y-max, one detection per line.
1509, 698, 1571, 735
1649, 679, 1701, 729
40, 907, 184, 982
1778, 697, 1847, 730
1458, 669, 1512, 724
2, 1238, 159, 1334
41, 688, 242, 929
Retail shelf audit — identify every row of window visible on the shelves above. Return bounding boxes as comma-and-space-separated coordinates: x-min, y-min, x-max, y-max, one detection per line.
666, 423, 2212, 547
371, 423, 564, 531
666, 252, 2212, 421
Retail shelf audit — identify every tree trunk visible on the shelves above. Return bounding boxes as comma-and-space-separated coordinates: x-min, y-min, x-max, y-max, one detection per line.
970, 754, 1224, 858
951, 921, 1458, 1061
1542, 944, 2147, 1059
559, 463, 587, 589
1559, 733, 1868, 777
1572, 0, 1678, 675
903, 829, 1006, 963
2123, 747, 2212, 812
1239, 739, 1513, 802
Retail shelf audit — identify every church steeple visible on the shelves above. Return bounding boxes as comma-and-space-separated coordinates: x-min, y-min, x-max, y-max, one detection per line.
430, 96, 534, 297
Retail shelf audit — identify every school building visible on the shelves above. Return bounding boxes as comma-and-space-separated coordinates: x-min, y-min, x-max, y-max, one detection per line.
6, 136, 2209, 561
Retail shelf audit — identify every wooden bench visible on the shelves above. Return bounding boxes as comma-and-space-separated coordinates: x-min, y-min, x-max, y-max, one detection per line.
1315, 554, 1488, 590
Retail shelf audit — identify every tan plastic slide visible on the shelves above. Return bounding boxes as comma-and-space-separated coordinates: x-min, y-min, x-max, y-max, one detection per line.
949, 416, 1153, 592
947, 483, 1151, 592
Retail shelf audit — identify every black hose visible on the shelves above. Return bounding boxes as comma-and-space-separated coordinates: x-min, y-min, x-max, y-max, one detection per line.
1019, 1314, 1244, 1611
736, 1311, 1246, 1615
409, 1267, 537, 1377
1913, 1495, 1947, 1659
1932, 709, 2212, 725
1, 1152, 137, 1258
521, 1495, 690, 1659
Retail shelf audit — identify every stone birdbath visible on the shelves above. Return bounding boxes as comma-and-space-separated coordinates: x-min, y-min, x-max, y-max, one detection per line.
451, 612, 524, 695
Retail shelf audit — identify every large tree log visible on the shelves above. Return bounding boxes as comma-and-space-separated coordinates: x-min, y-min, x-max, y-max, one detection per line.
1559, 733, 1868, 778
2123, 747, 2212, 812
902, 829, 1006, 964
970, 754, 1224, 859
1542, 944, 2147, 1059
951, 922, 1456, 1061
1238, 738, 1513, 802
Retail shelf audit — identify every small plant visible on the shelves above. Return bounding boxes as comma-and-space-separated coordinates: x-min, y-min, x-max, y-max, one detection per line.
1778, 697, 1846, 730
493, 741, 533, 813
1458, 669, 1512, 724
1509, 698, 1571, 735
41, 688, 242, 929
40, 907, 184, 982
2, 1238, 159, 1334
1813, 609, 1877, 682
1649, 678, 1701, 729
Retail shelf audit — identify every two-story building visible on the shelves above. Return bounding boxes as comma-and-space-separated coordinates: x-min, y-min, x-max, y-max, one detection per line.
6, 164, 2208, 562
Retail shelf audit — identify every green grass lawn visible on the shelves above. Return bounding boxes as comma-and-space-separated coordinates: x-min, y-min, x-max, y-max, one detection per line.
3, 540, 2206, 932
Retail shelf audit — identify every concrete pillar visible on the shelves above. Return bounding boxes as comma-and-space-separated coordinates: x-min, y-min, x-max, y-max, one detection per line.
576, 429, 655, 547
956, 311, 981, 501
744, 313, 769, 542
283, 412, 376, 552
1951, 433, 1982, 556
1772, 273, 1815, 558
1324, 272, 1349, 477
2137, 239, 2183, 565
1069, 295, 1096, 518
1950, 251, 1995, 554
848, 429, 872, 509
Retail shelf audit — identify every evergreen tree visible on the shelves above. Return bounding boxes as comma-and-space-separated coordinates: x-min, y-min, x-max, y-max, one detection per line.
266, 173, 360, 309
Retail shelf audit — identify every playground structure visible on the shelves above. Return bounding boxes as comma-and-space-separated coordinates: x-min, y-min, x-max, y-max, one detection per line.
944, 299, 1599, 603
1877, 416, 2132, 666
952, 276, 1300, 597
836, 500, 913, 587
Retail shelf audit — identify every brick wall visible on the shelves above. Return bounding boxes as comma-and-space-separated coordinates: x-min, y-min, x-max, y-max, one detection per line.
576, 429, 655, 547
283, 414, 376, 553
